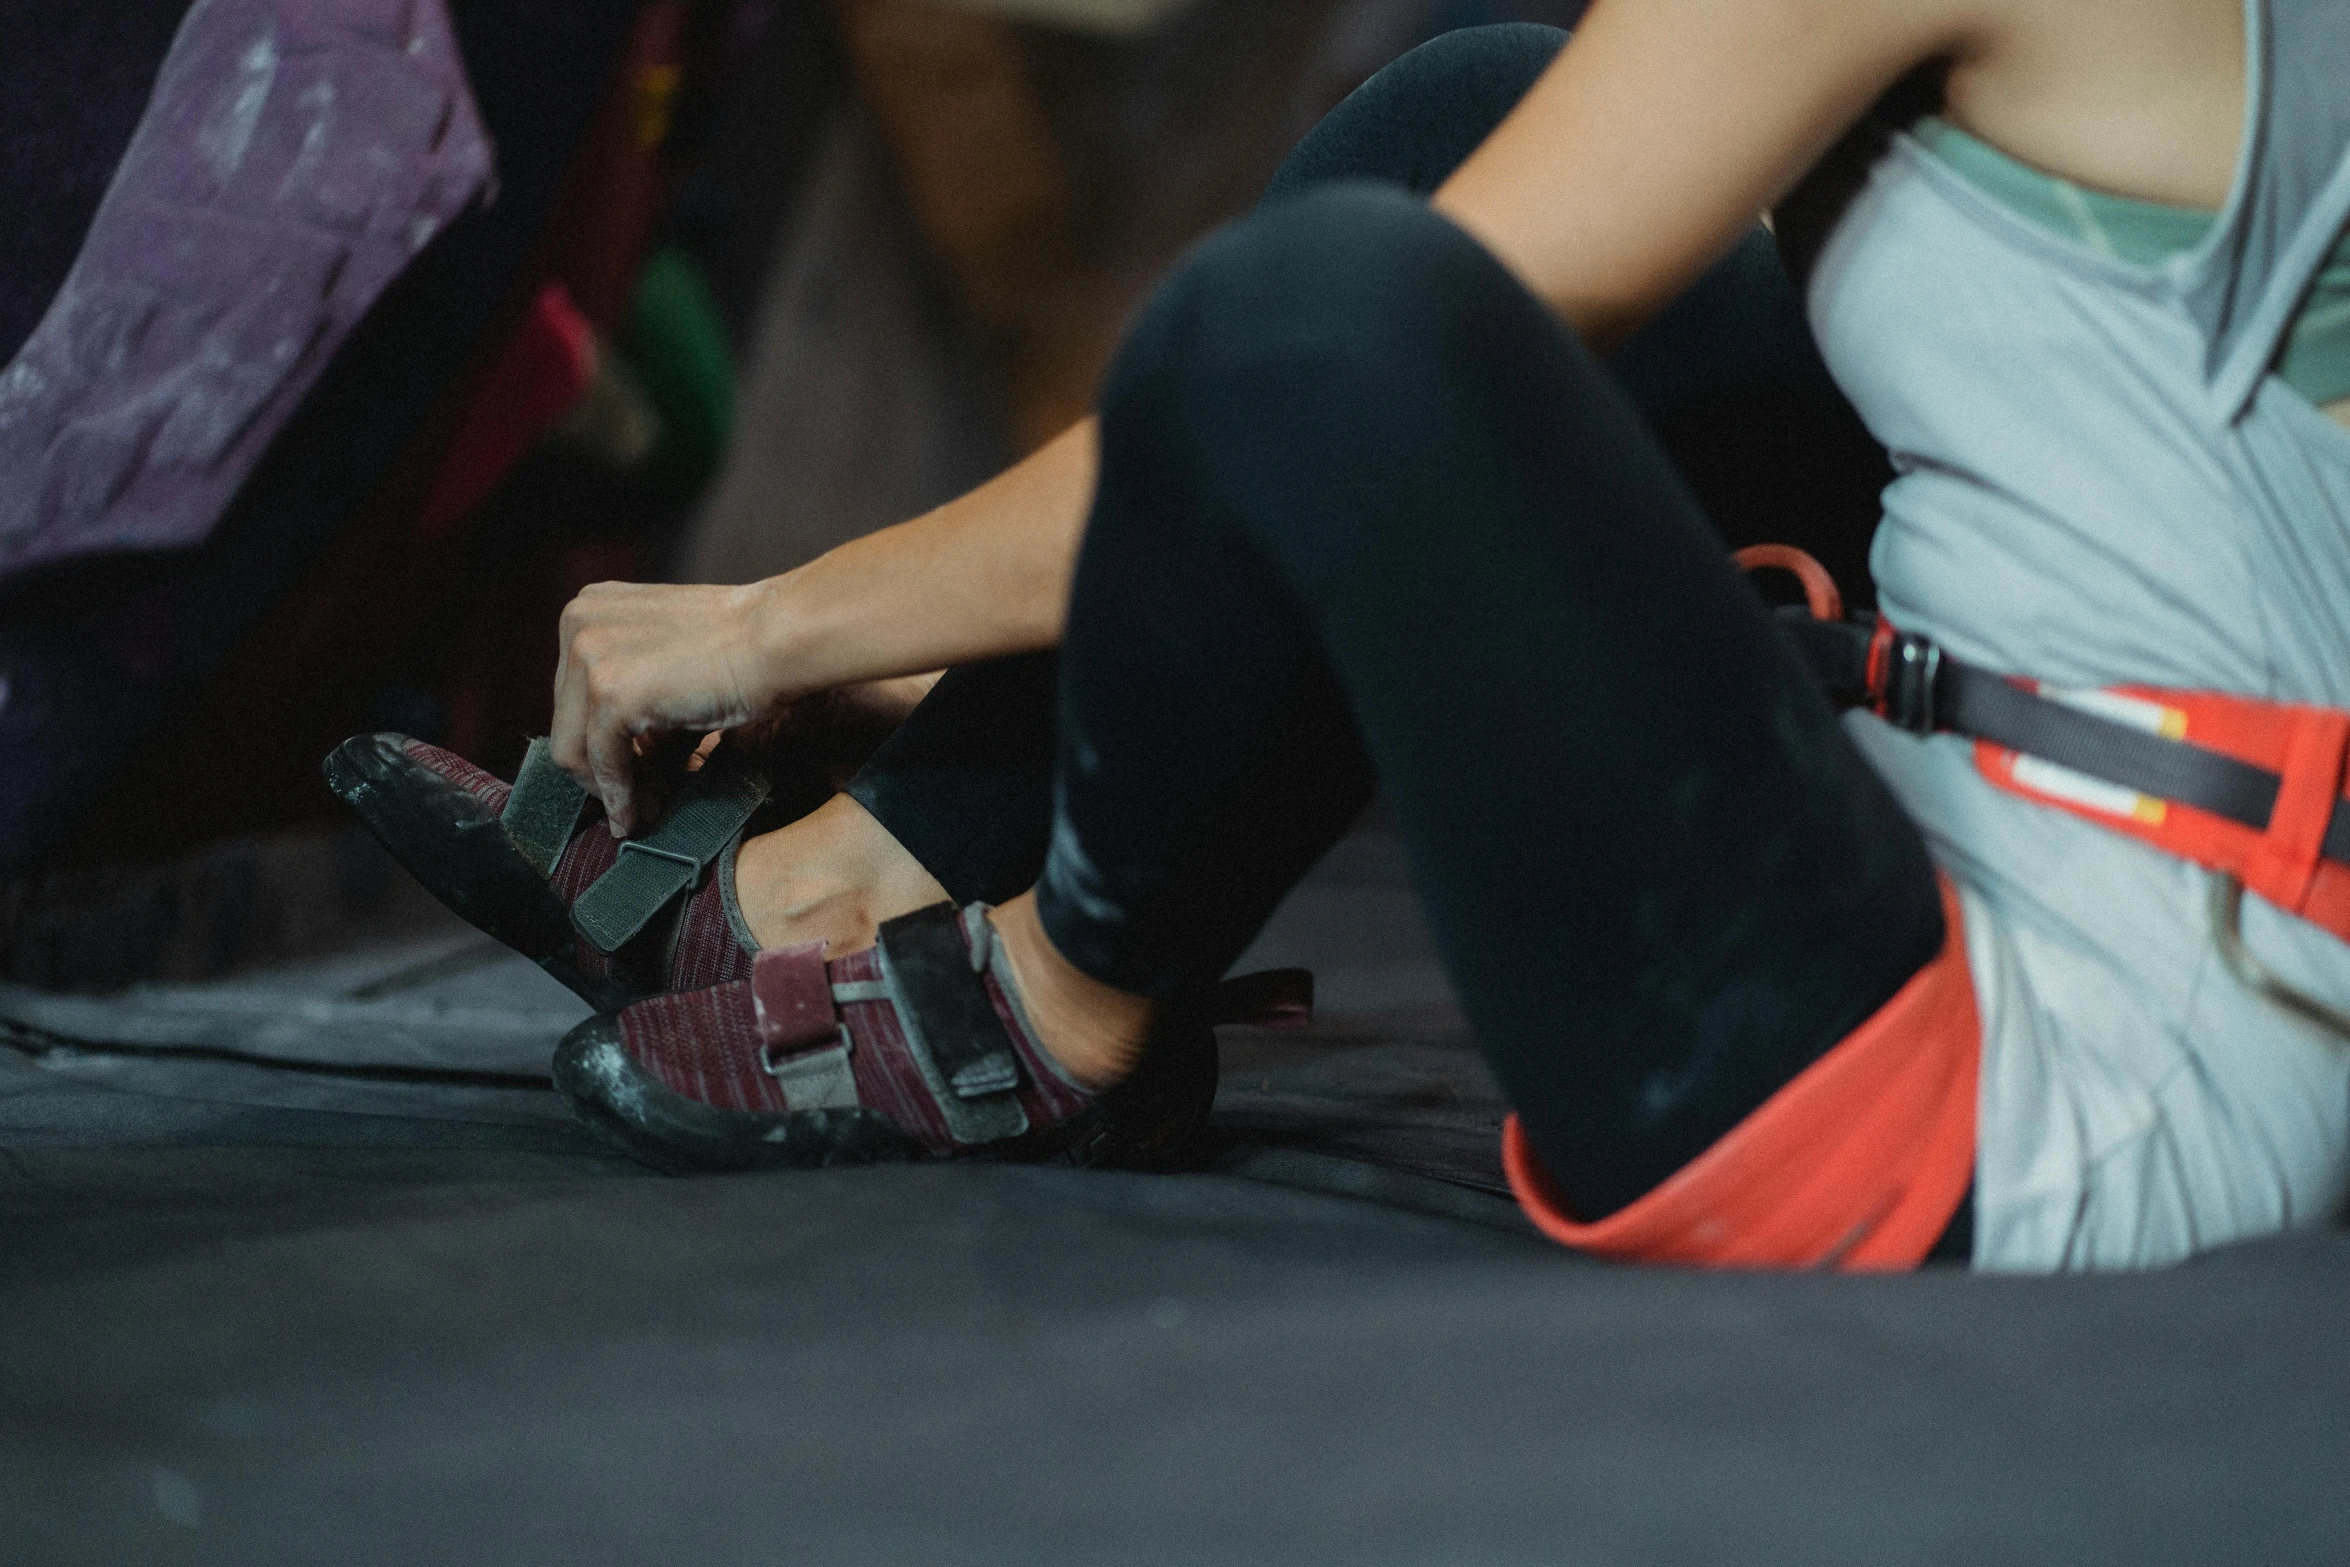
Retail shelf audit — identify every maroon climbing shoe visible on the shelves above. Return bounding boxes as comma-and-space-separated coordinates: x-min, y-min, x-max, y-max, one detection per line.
554, 901, 1310, 1174
324, 733, 772, 1013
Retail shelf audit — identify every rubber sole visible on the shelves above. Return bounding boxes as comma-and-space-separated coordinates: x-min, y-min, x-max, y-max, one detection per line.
554, 1016, 928, 1172
552, 1010, 1221, 1177
323, 734, 651, 1014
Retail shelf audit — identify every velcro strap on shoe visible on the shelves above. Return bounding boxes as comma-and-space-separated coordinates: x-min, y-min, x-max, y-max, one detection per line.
501, 738, 589, 877
872, 903, 1027, 1145
763, 1036, 860, 1112
571, 747, 770, 955
751, 941, 837, 1052
750, 941, 862, 1111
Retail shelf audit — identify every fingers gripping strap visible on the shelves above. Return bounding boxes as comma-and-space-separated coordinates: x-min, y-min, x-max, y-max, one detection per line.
571, 749, 770, 955
501, 738, 588, 876
873, 905, 1027, 1145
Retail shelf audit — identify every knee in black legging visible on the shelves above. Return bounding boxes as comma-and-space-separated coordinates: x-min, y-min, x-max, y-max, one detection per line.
1096, 182, 1610, 597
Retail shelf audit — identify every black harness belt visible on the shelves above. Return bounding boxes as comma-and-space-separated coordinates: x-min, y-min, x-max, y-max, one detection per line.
1734, 526, 2350, 1042
1780, 611, 2350, 875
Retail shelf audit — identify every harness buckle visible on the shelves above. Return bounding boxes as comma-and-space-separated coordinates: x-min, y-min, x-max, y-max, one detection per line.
1870, 623, 1944, 736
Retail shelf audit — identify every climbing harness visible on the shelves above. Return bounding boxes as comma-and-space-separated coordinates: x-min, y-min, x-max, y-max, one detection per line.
1741, 546, 2350, 1046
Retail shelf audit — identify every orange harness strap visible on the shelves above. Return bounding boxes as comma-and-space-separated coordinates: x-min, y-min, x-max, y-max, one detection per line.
1974, 688, 2350, 945
1503, 877, 1979, 1271
1744, 544, 2350, 951
1556, 547, 2350, 1272
1509, 551, 2350, 1268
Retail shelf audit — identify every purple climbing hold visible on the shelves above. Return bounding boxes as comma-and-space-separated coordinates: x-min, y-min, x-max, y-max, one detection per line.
0, 0, 494, 582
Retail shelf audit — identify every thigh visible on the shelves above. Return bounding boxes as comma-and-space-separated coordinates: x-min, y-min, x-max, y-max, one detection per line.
1064, 184, 1949, 1219
1269, 23, 1889, 598
1266, 24, 1825, 407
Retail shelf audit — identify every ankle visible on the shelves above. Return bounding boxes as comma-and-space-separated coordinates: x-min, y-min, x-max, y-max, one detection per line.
987, 893, 1151, 1090
734, 794, 947, 955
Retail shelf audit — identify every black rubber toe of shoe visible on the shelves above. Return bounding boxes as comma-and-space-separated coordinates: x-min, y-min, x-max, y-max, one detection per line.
551, 1017, 926, 1175
324, 734, 644, 1014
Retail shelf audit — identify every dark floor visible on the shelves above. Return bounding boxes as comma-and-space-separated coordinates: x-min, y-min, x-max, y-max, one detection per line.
3, 819, 2346, 1564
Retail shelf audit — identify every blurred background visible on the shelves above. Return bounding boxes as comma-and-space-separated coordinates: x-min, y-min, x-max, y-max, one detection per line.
2, 0, 1892, 987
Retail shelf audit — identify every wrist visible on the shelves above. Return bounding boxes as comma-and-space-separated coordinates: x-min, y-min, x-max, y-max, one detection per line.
738, 571, 818, 707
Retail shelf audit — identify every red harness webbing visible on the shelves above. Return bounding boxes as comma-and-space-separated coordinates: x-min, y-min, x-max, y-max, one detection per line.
1970, 686, 2350, 947
1738, 546, 2350, 949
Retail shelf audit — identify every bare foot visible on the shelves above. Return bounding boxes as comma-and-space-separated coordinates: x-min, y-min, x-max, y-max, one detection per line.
733, 794, 949, 955
986, 892, 1153, 1089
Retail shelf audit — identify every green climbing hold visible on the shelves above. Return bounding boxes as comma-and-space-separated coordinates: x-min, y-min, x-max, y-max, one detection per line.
618, 246, 735, 493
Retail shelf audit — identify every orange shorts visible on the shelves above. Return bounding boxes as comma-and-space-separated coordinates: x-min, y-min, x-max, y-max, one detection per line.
1503, 875, 1980, 1270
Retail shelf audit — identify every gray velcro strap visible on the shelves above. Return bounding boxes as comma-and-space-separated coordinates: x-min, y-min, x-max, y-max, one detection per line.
763, 1033, 861, 1111
872, 903, 1027, 1145
570, 747, 770, 954
501, 738, 588, 877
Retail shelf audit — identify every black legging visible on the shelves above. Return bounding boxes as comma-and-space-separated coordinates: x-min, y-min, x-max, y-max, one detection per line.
846, 25, 1954, 1234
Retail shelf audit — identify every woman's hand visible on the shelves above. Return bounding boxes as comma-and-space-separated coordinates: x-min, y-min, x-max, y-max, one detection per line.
551, 578, 789, 834
548, 420, 1100, 834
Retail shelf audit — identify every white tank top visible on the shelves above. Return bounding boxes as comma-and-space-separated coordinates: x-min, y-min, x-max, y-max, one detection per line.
1805, 0, 2350, 1268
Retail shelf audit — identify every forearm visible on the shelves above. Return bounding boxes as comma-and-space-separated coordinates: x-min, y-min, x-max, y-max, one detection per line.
749, 418, 1098, 699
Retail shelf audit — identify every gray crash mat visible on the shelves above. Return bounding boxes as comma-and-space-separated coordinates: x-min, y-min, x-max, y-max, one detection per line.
2, 1151, 2346, 1566
0, 818, 1522, 1227
2, 819, 2346, 1563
